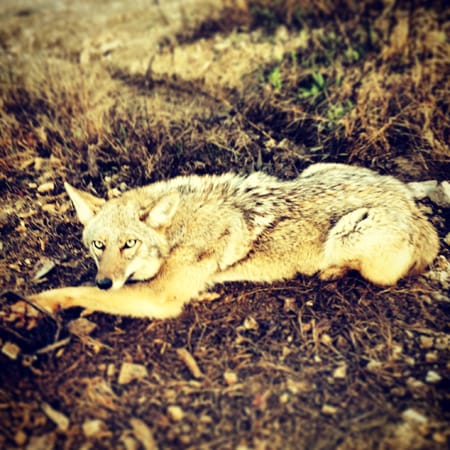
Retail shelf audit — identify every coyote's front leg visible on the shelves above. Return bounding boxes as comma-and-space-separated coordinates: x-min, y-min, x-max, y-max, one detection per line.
29, 256, 217, 319
29, 284, 187, 318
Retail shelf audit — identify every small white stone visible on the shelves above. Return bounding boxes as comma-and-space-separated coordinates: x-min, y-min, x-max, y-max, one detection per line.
444, 233, 450, 247
167, 405, 184, 421
408, 180, 437, 200
118, 362, 148, 385
333, 364, 347, 379
425, 370, 442, 383
419, 335, 434, 349
82, 419, 104, 437
401, 408, 428, 424
223, 370, 238, 385
37, 181, 55, 194
429, 181, 450, 207
366, 360, 382, 371
1, 342, 21, 360
321, 404, 338, 415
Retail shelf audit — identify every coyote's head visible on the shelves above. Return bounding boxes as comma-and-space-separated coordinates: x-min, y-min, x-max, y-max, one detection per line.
64, 183, 180, 290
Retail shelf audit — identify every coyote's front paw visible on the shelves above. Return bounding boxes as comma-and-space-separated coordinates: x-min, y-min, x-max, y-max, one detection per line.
28, 289, 74, 313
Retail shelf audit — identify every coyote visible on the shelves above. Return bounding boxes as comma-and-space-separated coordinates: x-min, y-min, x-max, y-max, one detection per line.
29, 163, 439, 318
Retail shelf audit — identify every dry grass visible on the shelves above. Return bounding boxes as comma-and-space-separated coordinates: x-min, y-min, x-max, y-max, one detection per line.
0, 0, 449, 449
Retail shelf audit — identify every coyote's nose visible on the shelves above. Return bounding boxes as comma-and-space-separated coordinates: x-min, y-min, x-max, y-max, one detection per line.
96, 277, 113, 290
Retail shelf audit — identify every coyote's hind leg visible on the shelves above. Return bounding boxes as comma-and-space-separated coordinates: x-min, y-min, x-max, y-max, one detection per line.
321, 208, 415, 286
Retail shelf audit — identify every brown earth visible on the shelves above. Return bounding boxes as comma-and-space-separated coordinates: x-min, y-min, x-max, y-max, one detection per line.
0, 1, 449, 449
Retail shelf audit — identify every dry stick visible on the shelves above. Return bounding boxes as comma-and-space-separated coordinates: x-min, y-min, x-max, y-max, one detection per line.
176, 348, 204, 379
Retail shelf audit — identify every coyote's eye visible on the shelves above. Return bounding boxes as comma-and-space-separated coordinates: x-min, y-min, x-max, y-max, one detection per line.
92, 240, 105, 250
124, 239, 137, 249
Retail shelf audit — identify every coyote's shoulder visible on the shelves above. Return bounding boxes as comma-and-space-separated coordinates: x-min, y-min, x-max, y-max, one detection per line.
30, 163, 439, 318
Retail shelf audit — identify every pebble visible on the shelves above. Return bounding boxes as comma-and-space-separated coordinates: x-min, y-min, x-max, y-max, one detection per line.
366, 360, 382, 371
444, 233, 450, 247
242, 316, 259, 330
67, 318, 97, 337
82, 419, 104, 437
2, 341, 21, 360
401, 408, 428, 424
321, 404, 338, 415
332, 364, 347, 379
425, 370, 442, 383
408, 180, 437, 200
167, 405, 184, 421
425, 351, 438, 363
419, 335, 434, 349
37, 181, 55, 194
320, 333, 333, 345
429, 181, 450, 207
118, 362, 148, 385
223, 370, 238, 385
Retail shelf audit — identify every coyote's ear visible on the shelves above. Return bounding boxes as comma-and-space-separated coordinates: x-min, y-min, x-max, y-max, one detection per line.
140, 191, 180, 228
64, 182, 106, 226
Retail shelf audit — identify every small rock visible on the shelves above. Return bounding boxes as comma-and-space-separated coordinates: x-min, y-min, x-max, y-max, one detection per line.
429, 181, 450, 207
37, 181, 55, 194
41, 203, 58, 214
332, 364, 347, 379
320, 333, 333, 345
419, 335, 434, 349
118, 362, 148, 385
435, 335, 449, 350
444, 232, 450, 247
401, 408, 428, 424
67, 318, 97, 337
366, 360, 382, 371
223, 370, 238, 385
406, 377, 426, 390
408, 180, 438, 200
242, 316, 258, 330
1, 341, 21, 360
425, 351, 438, 363
390, 386, 406, 396
167, 405, 184, 421
425, 370, 442, 383
107, 363, 115, 378
321, 404, 338, 415
82, 419, 104, 437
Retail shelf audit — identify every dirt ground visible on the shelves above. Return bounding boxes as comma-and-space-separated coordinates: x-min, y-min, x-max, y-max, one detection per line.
0, 0, 449, 449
